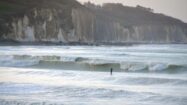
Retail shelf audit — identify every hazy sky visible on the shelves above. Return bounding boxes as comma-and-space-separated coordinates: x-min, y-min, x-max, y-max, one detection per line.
78, 0, 187, 23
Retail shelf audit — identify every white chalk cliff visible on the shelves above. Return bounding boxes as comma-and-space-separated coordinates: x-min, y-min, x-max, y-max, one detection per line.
0, 0, 187, 44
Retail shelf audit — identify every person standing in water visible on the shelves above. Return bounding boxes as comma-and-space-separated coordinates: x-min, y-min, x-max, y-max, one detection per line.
110, 68, 113, 75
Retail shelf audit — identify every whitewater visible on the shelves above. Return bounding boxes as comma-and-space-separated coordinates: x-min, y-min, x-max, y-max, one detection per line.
0, 44, 187, 105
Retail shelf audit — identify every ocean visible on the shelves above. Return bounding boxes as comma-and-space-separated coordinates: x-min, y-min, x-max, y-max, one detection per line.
0, 44, 187, 105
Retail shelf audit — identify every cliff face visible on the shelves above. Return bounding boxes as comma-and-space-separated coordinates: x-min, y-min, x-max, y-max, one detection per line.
80, 3, 187, 43
0, 0, 80, 42
0, 0, 187, 44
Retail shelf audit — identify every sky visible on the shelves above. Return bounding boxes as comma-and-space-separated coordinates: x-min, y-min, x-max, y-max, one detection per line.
77, 0, 187, 23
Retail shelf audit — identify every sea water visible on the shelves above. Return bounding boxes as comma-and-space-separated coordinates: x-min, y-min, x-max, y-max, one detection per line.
0, 44, 187, 105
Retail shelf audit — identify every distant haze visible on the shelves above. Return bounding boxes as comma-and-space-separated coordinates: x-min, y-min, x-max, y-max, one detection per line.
78, 0, 187, 23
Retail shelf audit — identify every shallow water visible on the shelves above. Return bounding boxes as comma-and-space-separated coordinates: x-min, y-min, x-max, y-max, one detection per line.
0, 44, 187, 105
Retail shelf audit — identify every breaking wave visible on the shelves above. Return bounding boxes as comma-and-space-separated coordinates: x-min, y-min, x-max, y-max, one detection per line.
0, 55, 186, 72
120, 62, 182, 72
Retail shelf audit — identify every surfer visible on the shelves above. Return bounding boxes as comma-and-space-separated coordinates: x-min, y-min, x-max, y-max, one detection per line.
110, 68, 113, 75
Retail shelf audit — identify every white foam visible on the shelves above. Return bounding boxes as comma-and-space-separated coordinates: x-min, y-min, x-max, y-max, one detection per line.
79, 59, 114, 65
0, 55, 39, 67
120, 62, 147, 71
0, 45, 187, 70
129, 64, 147, 71
149, 63, 168, 71
60, 57, 78, 62
0, 59, 39, 67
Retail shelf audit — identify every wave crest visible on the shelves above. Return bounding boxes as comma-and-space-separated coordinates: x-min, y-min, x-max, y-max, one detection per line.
0, 55, 186, 72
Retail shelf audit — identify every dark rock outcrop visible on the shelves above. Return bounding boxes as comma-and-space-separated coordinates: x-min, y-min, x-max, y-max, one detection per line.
0, 0, 187, 44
